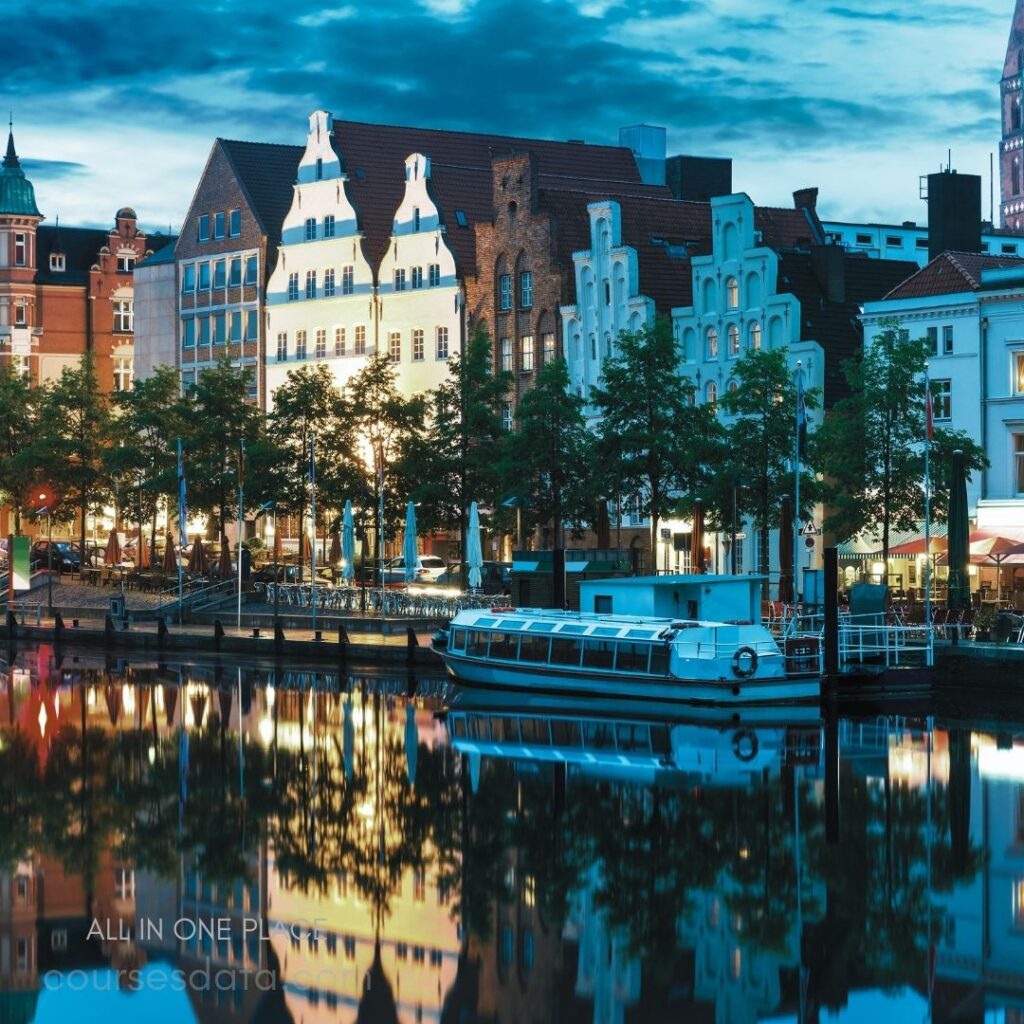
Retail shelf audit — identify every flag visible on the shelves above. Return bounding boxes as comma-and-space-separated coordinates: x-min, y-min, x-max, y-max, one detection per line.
925, 384, 934, 441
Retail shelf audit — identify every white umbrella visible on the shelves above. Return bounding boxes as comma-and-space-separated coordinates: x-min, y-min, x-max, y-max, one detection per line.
342, 500, 355, 583
403, 501, 418, 584
467, 501, 483, 590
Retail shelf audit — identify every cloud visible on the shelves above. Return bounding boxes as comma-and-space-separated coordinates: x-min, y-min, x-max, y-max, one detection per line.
20, 158, 88, 181
296, 6, 356, 27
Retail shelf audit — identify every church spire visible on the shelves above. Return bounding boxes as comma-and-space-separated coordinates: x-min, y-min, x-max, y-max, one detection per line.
0, 117, 42, 218
4, 114, 19, 170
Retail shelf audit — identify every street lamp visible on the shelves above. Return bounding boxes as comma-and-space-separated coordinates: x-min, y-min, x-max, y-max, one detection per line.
257, 500, 279, 629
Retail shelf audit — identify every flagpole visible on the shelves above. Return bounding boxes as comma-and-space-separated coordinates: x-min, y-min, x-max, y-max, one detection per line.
237, 438, 244, 630
177, 438, 185, 625
793, 360, 804, 617
924, 362, 933, 664
310, 433, 317, 636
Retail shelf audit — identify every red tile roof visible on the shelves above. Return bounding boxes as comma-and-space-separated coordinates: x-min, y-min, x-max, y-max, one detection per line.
882, 251, 1024, 300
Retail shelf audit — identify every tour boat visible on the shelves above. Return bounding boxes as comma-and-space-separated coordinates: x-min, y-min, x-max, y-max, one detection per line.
434, 574, 821, 707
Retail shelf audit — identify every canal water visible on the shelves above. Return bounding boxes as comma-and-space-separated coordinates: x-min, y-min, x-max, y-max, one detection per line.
0, 645, 1020, 1023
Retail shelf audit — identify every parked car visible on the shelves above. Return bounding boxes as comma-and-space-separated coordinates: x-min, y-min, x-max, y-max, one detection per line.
381, 554, 447, 583
31, 540, 82, 573
435, 561, 511, 594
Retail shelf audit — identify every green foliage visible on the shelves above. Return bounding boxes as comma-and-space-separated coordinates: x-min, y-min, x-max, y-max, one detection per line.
0, 363, 38, 533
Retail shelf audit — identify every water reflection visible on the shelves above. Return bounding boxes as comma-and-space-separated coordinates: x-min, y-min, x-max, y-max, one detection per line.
0, 646, 1019, 1022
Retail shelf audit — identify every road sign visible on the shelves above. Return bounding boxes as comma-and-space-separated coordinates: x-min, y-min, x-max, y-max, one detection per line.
805, 536, 815, 549
800, 520, 820, 536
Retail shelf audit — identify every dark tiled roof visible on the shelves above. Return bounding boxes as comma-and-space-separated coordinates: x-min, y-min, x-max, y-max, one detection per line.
882, 251, 1024, 300
778, 252, 919, 407
35, 225, 108, 285
332, 119, 649, 274
755, 206, 822, 249
219, 139, 303, 247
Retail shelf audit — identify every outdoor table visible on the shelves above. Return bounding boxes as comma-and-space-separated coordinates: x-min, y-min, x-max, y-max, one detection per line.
81, 567, 101, 586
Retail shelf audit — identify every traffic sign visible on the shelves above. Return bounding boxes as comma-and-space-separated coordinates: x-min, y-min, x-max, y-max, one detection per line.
800, 520, 820, 536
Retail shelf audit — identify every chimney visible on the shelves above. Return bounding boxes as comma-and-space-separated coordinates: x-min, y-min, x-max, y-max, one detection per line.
793, 187, 818, 212
811, 243, 845, 304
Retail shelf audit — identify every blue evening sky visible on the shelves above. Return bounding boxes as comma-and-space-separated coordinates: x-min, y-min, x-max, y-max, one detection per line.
2, 0, 1012, 231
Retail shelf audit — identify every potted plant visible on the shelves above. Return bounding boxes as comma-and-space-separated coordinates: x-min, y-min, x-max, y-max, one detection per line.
973, 605, 996, 641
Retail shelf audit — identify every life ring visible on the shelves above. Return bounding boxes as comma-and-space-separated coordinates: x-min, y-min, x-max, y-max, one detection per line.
731, 646, 758, 678
732, 729, 759, 762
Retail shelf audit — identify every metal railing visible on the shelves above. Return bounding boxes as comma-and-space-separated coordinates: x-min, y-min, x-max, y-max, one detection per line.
264, 584, 500, 618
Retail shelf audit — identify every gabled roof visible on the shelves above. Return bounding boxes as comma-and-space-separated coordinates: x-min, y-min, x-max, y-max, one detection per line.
755, 206, 822, 250
218, 139, 303, 247
881, 251, 1024, 300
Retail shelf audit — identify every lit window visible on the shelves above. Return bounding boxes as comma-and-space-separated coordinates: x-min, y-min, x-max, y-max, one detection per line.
214, 212, 225, 239
706, 381, 717, 407
316, 328, 326, 358
1015, 434, 1024, 495
296, 330, 307, 359
198, 262, 211, 290
213, 260, 226, 288
335, 327, 345, 356
354, 325, 366, 354
500, 337, 512, 372
499, 274, 512, 310
324, 268, 336, 297
394, 268, 406, 292
428, 263, 440, 287
706, 326, 719, 359
342, 265, 354, 294
14, 233, 26, 266
305, 217, 316, 241
113, 299, 134, 333
245, 256, 258, 285
524, 875, 535, 907
323, 214, 335, 238
749, 322, 761, 351
520, 271, 533, 308
521, 335, 534, 371
277, 332, 287, 361
436, 325, 449, 359
198, 215, 210, 242
288, 273, 299, 301
117, 253, 136, 273
726, 277, 738, 308
229, 209, 241, 237
113, 356, 133, 392
411, 266, 423, 289
727, 323, 740, 356
389, 331, 401, 362
45, 251, 62, 272
542, 332, 556, 363
1014, 352, 1024, 395
230, 311, 242, 342
943, 325, 954, 354
412, 328, 424, 361
1015, 878, 1024, 928
305, 270, 317, 298
932, 379, 951, 420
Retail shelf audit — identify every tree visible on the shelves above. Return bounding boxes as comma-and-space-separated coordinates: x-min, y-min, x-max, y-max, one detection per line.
592, 319, 716, 559
34, 354, 114, 558
719, 347, 818, 575
0, 363, 38, 534
815, 320, 985, 564
499, 358, 595, 546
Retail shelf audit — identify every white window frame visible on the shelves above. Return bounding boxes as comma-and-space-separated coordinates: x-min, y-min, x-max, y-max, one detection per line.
436, 326, 449, 359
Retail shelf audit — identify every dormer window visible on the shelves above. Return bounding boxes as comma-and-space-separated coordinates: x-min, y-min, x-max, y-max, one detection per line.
455, 210, 468, 227
49, 253, 65, 272
117, 253, 135, 273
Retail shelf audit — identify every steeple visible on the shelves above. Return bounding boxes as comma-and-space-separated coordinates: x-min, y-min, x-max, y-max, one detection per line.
0, 118, 42, 218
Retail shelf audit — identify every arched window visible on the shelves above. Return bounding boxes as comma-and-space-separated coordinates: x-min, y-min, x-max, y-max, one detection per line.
727, 323, 740, 356
1013, 99, 1022, 132
745, 272, 761, 306
706, 381, 717, 407
727, 378, 738, 395
702, 277, 716, 313
722, 222, 738, 260
706, 326, 719, 359
629, 311, 642, 332
749, 322, 762, 351
726, 277, 739, 309
682, 326, 696, 361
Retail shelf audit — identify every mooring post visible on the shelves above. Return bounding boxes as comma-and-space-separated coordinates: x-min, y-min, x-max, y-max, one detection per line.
823, 547, 839, 680
214, 619, 225, 648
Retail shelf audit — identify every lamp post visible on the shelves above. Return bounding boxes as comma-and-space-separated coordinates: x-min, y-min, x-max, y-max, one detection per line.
257, 501, 279, 630
35, 505, 52, 615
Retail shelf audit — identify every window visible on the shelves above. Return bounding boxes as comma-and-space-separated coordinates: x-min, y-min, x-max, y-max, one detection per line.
277, 332, 287, 361
335, 327, 345, 355
856, 233, 872, 245
113, 356, 133, 392
726, 276, 738, 308
213, 260, 226, 288
394, 268, 406, 291
926, 325, 938, 356
942, 325, 954, 354
502, 402, 513, 431
542, 332, 556, 363
1004, 243, 1019, 255
706, 326, 719, 359
245, 256, 258, 285
389, 331, 401, 362
296, 330, 307, 359
229, 209, 241, 237
436, 325, 449, 359
229, 311, 242, 342
500, 337, 513, 372
14, 302, 26, 326
428, 263, 440, 287
354, 325, 366, 354
1015, 352, 1024, 395
227, 257, 241, 286
342, 265, 354, 294
916, 238, 929, 250
324, 268, 336, 297
198, 262, 211, 290
932, 378, 951, 420
411, 266, 423, 289
214, 312, 226, 345
183, 318, 196, 347
305, 270, 317, 299
412, 328, 424, 361
499, 274, 512, 310
117, 252, 136, 273
288, 272, 299, 301
304, 217, 316, 241
182, 264, 196, 292
1015, 433, 1024, 494
727, 323, 740, 356
886, 235, 903, 247
323, 214, 335, 238
749, 322, 761, 351
455, 209, 468, 227
706, 381, 717, 407
198, 315, 211, 345
316, 328, 327, 358
198, 215, 210, 242
113, 299, 133, 333
13, 232, 27, 267
413, 869, 426, 902
520, 271, 533, 308
246, 310, 258, 340
521, 334, 534, 371
1015, 878, 1024, 928
214, 212, 225, 239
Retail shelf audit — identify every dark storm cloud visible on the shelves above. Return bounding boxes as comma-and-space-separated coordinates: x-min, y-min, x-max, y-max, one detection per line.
20, 159, 88, 181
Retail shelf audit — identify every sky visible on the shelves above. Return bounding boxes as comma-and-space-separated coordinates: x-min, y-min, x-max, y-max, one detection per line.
2, 0, 1015, 233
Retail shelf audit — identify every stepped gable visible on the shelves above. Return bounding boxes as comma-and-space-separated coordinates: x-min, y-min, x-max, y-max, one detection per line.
331, 119, 651, 275
882, 250, 1024, 300
219, 139, 303, 247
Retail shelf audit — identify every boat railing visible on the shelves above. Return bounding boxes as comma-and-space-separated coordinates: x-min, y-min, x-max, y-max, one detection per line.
777, 610, 934, 669
671, 635, 785, 661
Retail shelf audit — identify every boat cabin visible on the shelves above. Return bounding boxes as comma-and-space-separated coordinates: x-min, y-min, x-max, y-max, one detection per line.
577, 575, 766, 625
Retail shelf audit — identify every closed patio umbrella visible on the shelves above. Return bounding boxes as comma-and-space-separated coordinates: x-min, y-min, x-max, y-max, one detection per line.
163, 534, 177, 573
690, 499, 704, 574
403, 502, 418, 585
778, 495, 794, 604
329, 530, 342, 569
342, 500, 355, 583
137, 528, 150, 569
188, 535, 207, 575
104, 530, 122, 565
947, 450, 970, 611
300, 531, 312, 568
218, 532, 232, 579
466, 502, 483, 590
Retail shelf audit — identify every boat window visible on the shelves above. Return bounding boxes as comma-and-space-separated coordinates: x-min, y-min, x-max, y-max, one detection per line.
498, 619, 527, 630
489, 632, 519, 660
582, 721, 617, 748
476, 617, 497, 627
490, 717, 512, 742
451, 717, 467, 738
593, 627, 621, 637
466, 631, 489, 656
468, 716, 489, 740
615, 642, 651, 673
519, 635, 550, 662
550, 720, 582, 746
558, 624, 588, 635
527, 621, 552, 631
626, 629, 657, 640
449, 629, 466, 651
582, 639, 615, 669
520, 718, 550, 744
616, 723, 651, 751
650, 646, 669, 675
550, 637, 582, 666
650, 724, 671, 755
594, 595, 612, 613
